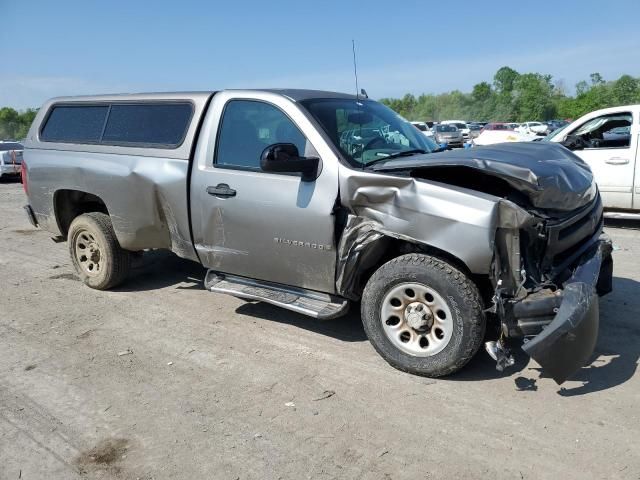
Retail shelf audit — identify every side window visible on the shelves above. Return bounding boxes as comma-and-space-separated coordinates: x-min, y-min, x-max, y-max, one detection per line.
102, 103, 193, 146
571, 113, 632, 149
215, 100, 307, 170
41, 105, 109, 143
40, 102, 193, 148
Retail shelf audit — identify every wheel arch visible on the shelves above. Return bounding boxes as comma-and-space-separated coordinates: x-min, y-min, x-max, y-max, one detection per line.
336, 229, 493, 306
53, 189, 110, 239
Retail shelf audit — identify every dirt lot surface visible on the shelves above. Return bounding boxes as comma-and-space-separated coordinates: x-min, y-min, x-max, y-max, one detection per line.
1, 179, 639, 479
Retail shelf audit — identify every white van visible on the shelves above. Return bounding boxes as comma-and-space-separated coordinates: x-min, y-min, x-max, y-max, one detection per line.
547, 105, 639, 212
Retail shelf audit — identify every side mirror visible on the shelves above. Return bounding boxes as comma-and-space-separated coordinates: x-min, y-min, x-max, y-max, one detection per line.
260, 143, 320, 181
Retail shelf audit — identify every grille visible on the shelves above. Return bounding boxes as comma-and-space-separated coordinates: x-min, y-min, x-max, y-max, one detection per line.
542, 196, 603, 275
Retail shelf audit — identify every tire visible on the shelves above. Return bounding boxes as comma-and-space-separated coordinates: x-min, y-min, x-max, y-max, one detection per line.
361, 253, 485, 377
68, 212, 131, 290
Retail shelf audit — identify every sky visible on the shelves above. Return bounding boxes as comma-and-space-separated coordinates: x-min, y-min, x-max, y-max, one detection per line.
1, 0, 640, 109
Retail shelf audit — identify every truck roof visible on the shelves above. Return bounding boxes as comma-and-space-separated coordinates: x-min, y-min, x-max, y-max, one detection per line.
25, 89, 361, 160
43, 89, 358, 104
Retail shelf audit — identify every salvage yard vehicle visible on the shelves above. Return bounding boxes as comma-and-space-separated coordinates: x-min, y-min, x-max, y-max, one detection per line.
517, 121, 549, 135
411, 121, 434, 137
433, 124, 464, 147
473, 129, 537, 146
482, 122, 511, 131
23, 90, 612, 383
441, 120, 471, 140
546, 105, 640, 213
468, 124, 482, 139
0, 141, 23, 179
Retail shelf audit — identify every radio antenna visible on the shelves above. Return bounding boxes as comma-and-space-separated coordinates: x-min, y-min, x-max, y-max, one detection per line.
352, 39, 360, 100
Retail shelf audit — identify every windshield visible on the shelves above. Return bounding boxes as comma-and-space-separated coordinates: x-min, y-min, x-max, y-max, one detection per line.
300, 98, 434, 166
435, 125, 457, 132
453, 123, 467, 129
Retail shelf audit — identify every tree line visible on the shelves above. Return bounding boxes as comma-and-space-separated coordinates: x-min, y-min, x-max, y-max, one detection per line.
379, 66, 640, 123
0, 108, 38, 140
2, 66, 639, 140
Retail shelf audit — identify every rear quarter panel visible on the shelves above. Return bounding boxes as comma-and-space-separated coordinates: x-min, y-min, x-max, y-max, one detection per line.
23, 92, 214, 261
24, 148, 198, 260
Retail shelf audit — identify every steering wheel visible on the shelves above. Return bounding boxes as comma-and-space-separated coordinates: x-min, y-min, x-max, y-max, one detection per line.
590, 138, 602, 148
363, 136, 387, 151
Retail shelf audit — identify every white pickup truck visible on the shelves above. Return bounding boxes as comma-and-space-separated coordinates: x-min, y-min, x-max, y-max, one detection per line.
547, 105, 640, 213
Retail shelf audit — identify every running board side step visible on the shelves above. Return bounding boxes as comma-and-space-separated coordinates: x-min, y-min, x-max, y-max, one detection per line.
204, 271, 349, 320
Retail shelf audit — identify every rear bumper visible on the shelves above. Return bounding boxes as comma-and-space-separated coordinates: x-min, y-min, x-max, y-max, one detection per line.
0, 164, 21, 176
521, 234, 613, 384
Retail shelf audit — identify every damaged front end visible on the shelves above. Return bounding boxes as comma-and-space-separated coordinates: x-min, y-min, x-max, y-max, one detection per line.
361, 142, 614, 384
492, 195, 613, 384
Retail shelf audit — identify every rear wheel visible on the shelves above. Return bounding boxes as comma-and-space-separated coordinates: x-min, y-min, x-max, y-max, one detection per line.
361, 253, 485, 377
68, 212, 131, 290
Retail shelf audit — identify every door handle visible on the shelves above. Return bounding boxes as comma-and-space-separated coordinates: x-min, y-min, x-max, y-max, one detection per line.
605, 157, 630, 165
207, 184, 236, 198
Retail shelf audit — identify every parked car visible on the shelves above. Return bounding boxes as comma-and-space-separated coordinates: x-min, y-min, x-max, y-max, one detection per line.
441, 120, 470, 139
517, 121, 549, 135
473, 129, 537, 146
482, 122, 511, 131
546, 120, 569, 133
0, 141, 23, 179
412, 122, 448, 149
411, 121, 434, 137
546, 105, 640, 211
433, 124, 464, 147
468, 124, 483, 139
22, 90, 612, 383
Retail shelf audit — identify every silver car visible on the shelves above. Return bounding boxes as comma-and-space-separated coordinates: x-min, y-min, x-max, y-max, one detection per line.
0, 141, 23, 179
433, 124, 463, 147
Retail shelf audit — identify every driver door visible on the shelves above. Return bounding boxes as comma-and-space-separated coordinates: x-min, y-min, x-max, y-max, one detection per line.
567, 111, 636, 209
190, 92, 340, 293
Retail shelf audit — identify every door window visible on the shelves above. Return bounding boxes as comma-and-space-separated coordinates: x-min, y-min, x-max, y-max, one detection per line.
215, 100, 307, 169
570, 113, 632, 149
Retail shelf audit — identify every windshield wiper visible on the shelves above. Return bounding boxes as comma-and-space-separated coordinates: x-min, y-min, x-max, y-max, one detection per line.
364, 149, 427, 166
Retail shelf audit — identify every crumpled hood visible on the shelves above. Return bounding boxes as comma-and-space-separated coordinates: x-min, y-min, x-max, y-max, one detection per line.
372, 142, 597, 211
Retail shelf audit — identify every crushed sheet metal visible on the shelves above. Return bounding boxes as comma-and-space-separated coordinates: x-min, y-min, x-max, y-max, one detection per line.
335, 216, 386, 299
335, 193, 533, 299
372, 142, 597, 211
338, 167, 501, 283
522, 237, 612, 384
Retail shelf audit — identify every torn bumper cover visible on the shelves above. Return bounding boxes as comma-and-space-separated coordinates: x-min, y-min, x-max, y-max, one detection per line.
522, 235, 613, 384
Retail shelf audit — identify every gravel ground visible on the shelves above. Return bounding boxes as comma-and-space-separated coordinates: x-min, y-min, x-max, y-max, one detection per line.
1, 179, 639, 480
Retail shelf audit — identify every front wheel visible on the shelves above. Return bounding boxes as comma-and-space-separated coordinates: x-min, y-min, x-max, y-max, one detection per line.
68, 212, 131, 290
361, 253, 485, 377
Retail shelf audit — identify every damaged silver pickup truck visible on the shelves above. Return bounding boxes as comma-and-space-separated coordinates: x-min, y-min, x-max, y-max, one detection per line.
23, 90, 612, 383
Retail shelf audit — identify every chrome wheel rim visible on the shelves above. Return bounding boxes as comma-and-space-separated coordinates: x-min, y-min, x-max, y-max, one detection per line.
380, 282, 454, 356
74, 230, 102, 277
